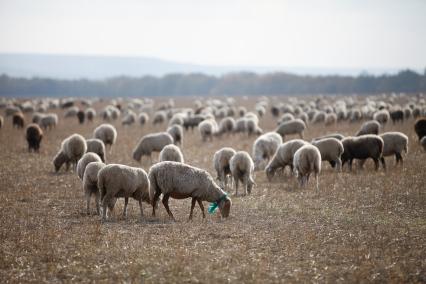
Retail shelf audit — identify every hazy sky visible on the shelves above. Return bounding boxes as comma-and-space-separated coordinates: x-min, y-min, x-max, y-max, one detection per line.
1, 0, 425, 69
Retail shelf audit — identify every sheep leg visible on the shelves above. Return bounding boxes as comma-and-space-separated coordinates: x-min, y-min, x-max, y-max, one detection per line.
380, 157, 386, 170
299, 132, 304, 139
85, 192, 91, 215
138, 198, 144, 220
95, 191, 100, 215
123, 197, 129, 217
348, 159, 353, 171
395, 153, 403, 166
335, 158, 342, 172
315, 174, 319, 191
189, 198, 196, 220
373, 158, 380, 171
102, 201, 108, 222
162, 194, 176, 221
234, 177, 239, 196
197, 199, 206, 219
152, 191, 162, 216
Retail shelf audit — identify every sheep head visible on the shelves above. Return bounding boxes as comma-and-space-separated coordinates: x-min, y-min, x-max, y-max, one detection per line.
218, 197, 231, 218
53, 151, 68, 172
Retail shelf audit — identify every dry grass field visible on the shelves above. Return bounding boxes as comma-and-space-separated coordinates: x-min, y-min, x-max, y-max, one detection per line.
0, 96, 425, 283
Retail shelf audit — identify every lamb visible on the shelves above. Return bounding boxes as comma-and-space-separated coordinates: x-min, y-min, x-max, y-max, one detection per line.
414, 118, 426, 141
82, 161, 106, 215
293, 145, 321, 190
132, 132, 174, 163
86, 138, 106, 162
213, 147, 236, 189
93, 123, 117, 149
198, 119, 218, 142
76, 152, 103, 180
378, 132, 408, 168
98, 164, 151, 221
53, 134, 87, 172
40, 113, 58, 130
159, 144, 184, 163
149, 161, 232, 220
265, 139, 308, 181
341, 135, 384, 171
167, 124, 184, 146
25, 123, 43, 152
311, 133, 345, 142
311, 138, 344, 171
12, 112, 25, 128
229, 151, 256, 196
373, 110, 390, 125
355, 120, 380, 136
421, 136, 426, 151
275, 119, 306, 140
85, 108, 96, 121
252, 132, 283, 171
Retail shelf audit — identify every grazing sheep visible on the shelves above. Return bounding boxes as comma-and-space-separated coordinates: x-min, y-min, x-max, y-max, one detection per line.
246, 118, 262, 137
213, 147, 236, 189
149, 161, 232, 220
152, 111, 167, 125
373, 110, 390, 125
356, 120, 381, 136
76, 152, 102, 180
252, 132, 283, 171
420, 136, 426, 151
12, 112, 25, 128
93, 124, 117, 149
414, 118, 426, 141
98, 164, 151, 221
217, 117, 236, 136
230, 151, 256, 196
64, 106, 79, 118
40, 113, 58, 130
199, 119, 218, 142
122, 111, 137, 126
390, 110, 404, 124
77, 110, 85, 124
82, 162, 106, 215
25, 123, 43, 152
183, 114, 206, 131
265, 139, 308, 181
234, 117, 247, 134
167, 124, 184, 146
293, 145, 321, 190
275, 119, 306, 140
85, 108, 96, 121
278, 113, 294, 124
159, 144, 184, 163
312, 111, 326, 123
169, 113, 185, 126
341, 135, 384, 171
32, 112, 44, 124
86, 138, 106, 162
132, 132, 174, 163
0, 115, 3, 129
138, 112, 149, 126
325, 113, 337, 126
379, 132, 408, 168
311, 133, 345, 142
311, 138, 344, 171
53, 134, 87, 172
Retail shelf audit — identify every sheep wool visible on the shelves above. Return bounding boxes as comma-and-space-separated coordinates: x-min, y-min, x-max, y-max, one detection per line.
293, 144, 321, 190
132, 132, 174, 163
159, 144, 184, 163
53, 133, 87, 172
230, 151, 256, 196
82, 161, 106, 215
252, 132, 283, 171
76, 152, 102, 180
213, 147, 236, 189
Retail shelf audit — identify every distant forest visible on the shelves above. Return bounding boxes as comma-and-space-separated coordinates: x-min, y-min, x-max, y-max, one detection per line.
1, 69, 425, 97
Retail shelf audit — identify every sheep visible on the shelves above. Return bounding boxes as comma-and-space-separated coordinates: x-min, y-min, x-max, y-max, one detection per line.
138, 112, 149, 126
246, 118, 262, 136
198, 119, 218, 142
159, 144, 184, 163
85, 108, 96, 121
234, 117, 247, 134
169, 113, 185, 126
167, 124, 184, 146
325, 113, 337, 126
311, 133, 345, 142
64, 106, 79, 118
183, 114, 206, 131
421, 136, 426, 151
414, 118, 426, 141
77, 110, 85, 124
98, 164, 151, 221
238, 106, 247, 117
0, 115, 3, 129
213, 147, 236, 189
25, 123, 43, 152
230, 151, 256, 196
76, 152, 102, 180
390, 109, 404, 124
149, 161, 232, 220
86, 138, 106, 162
40, 113, 58, 130
53, 134, 87, 172
373, 110, 390, 125
82, 162, 106, 215
132, 132, 174, 163
341, 135, 384, 171
378, 132, 408, 168
312, 111, 326, 123
93, 124, 117, 149
122, 111, 137, 126
293, 145, 321, 190
252, 132, 283, 171
12, 112, 25, 128
32, 112, 44, 124
217, 117, 236, 136
265, 139, 308, 181
356, 120, 381, 136
152, 111, 167, 125
278, 113, 294, 124
311, 138, 344, 171
275, 119, 306, 140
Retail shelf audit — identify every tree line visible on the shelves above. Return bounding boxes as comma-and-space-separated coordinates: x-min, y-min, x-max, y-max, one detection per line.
0, 69, 425, 97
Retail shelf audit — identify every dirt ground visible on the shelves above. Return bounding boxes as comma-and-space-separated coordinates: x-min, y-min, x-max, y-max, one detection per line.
0, 96, 425, 283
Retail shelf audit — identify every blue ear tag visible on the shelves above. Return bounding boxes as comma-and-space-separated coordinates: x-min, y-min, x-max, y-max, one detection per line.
208, 193, 228, 214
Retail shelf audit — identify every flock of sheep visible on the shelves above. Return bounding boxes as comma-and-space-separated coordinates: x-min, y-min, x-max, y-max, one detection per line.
1, 93, 426, 222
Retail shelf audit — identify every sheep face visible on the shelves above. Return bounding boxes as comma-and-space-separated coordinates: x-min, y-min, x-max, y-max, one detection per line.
265, 166, 275, 181
218, 197, 232, 218
132, 149, 142, 162
247, 177, 256, 194
53, 151, 67, 172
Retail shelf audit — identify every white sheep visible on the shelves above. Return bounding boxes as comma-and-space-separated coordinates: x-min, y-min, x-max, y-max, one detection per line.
198, 119, 218, 142
76, 152, 103, 180
325, 113, 337, 126
379, 132, 408, 168
159, 144, 184, 163
40, 113, 58, 130
311, 138, 344, 171
167, 124, 184, 146
97, 164, 151, 221
213, 147, 236, 189
293, 144, 321, 190
230, 151, 256, 196
82, 161, 105, 214
86, 138, 106, 162
148, 161, 232, 220
132, 132, 174, 163
252, 132, 283, 171
265, 139, 308, 181
152, 111, 167, 125
53, 133, 87, 172
217, 117, 236, 136
356, 120, 380, 136
138, 112, 149, 126
373, 109, 390, 125
85, 108, 96, 121
121, 111, 137, 126
93, 123, 117, 150
311, 133, 345, 142
275, 119, 306, 140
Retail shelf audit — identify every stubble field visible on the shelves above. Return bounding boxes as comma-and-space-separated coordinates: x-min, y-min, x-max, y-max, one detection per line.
0, 96, 425, 283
